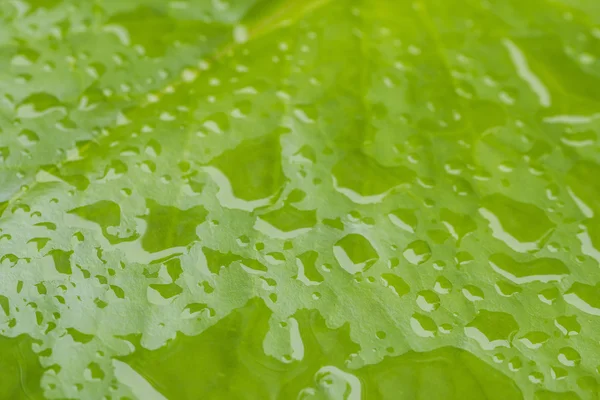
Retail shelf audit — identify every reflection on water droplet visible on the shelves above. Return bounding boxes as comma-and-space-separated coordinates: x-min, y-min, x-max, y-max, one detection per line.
254, 204, 316, 239
332, 152, 414, 204
440, 208, 477, 241
333, 234, 378, 274
434, 276, 452, 294
145, 139, 162, 157
18, 129, 40, 146
140, 200, 207, 253
295, 251, 323, 285
17, 93, 66, 118
293, 107, 316, 124
382, 273, 410, 297
489, 253, 569, 284
480, 194, 554, 252
495, 281, 521, 297
465, 310, 518, 350
550, 367, 568, 381
410, 313, 437, 337
519, 331, 549, 349
564, 282, 600, 316
577, 220, 600, 264
403, 240, 431, 265
416, 290, 440, 312
462, 285, 484, 302
206, 134, 285, 210
554, 316, 580, 337
388, 208, 417, 233
558, 347, 581, 367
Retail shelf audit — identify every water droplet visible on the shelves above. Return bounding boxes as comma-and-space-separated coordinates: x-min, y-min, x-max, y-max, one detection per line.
465, 310, 518, 350
333, 234, 378, 274
295, 251, 323, 285
332, 152, 414, 204
489, 253, 569, 284
519, 331, 550, 349
381, 273, 410, 297
388, 208, 417, 233
18, 129, 40, 146
558, 347, 581, 367
206, 134, 285, 211
416, 290, 440, 312
480, 194, 554, 252
410, 313, 437, 337
462, 285, 484, 302
554, 316, 581, 336
434, 276, 452, 294
254, 204, 316, 239
403, 240, 431, 265
17, 93, 65, 118
564, 282, 600, 316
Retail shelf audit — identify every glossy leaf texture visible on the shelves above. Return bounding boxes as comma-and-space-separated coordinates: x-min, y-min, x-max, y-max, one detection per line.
0, 0, 600, 399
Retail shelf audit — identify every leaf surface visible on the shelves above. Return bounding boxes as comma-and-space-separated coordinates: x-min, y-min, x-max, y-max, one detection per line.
1, 0, 600, 399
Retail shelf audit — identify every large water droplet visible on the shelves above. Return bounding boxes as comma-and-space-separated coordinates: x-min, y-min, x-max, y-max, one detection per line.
465, 310, 519, 350
333, 233, 378, 274
403, 240, 431, 265
564, 282, 600, 316
416, 290, 440, 312
410, 313, 437, 337
381, 273, 410, 297
206, 134, 285, 211
255, 204, 316, 239
332, 152, 414, 204
557, 347, 581, 367
479, 194, 554, 252
489, 253, 569, 284
17, 93, 66, 118
388, 208, 417, 233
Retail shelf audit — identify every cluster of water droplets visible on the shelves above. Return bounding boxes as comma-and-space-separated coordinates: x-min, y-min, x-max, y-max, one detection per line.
0, 0, 600, 399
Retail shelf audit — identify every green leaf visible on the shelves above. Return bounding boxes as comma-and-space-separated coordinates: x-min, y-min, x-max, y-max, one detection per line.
0, 0, 600, 399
